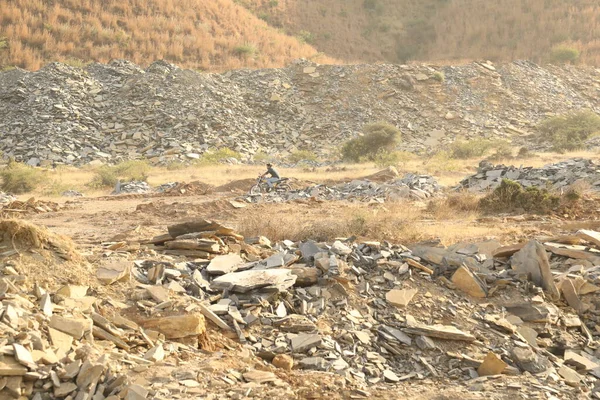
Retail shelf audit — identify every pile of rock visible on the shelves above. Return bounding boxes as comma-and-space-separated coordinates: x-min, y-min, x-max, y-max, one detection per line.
0, 197, 64, 217
61, 190, 84, 197
130, 218, 600, 395
112, 181, 152, 195
0, 277, 193, 399
457, 158, 600, 192
0, 192, 17, 205
1, 59, 599, 166
242, 174, 442, 204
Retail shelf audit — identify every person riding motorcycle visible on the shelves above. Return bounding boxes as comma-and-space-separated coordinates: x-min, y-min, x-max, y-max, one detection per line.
261, 163, 281, 190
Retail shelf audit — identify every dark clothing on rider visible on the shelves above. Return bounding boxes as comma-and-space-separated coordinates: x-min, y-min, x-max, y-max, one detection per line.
266, 167, 280, 179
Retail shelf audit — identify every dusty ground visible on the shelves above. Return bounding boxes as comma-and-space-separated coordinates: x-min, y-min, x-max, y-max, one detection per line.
9, 152, 600, 399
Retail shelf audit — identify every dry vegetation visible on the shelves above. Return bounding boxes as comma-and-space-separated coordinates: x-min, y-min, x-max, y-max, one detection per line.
0, 0, 333, 71
245, 0, 600, 65
3, 0, 600, 70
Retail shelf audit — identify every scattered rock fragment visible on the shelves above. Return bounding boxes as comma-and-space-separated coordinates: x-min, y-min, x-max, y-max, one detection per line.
451, 266, 487, 298
385, 288, 418, 307
272, 354, 294, 371
477, 352, 507, 376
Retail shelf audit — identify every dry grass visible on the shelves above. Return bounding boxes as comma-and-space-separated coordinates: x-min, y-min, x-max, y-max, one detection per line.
0, 218, 91, 287
235, 200, 509, 246
0, 0, 334, 71
237, 202, 426, 243
246, 0, 600, 65
426, 192, 480, 220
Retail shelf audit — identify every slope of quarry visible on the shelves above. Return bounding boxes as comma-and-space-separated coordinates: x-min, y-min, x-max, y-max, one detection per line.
0, 60, 600, 166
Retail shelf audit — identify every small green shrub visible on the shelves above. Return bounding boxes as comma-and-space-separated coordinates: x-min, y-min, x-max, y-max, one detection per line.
297, 30, 314, 44
432, 71, 445, 82
88, 160, 150, 188
549, 45, 580, 64
289, 150, 318, 163
233, 43, 257, 57
449, 139, 495, 159
258, 13, 271, 23
63, 58, 89, 68
517, 147, 531, 158
341, 122, 401, 162
363, 0, 378, 10
538, 110, 600, 152
0, 162, 45, 194
197, 148, 241, 165
479, 179, 560, 214
164, 161, 189, 171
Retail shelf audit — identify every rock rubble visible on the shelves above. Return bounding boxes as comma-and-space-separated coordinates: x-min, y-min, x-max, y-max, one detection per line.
242, 174, 441, 204
457, 158, 600, 192
1, 60, 600, 166
113, 218, 600, 397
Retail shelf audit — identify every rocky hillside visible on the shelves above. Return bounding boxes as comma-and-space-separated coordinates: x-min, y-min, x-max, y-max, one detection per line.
0, 0, 331, 71
1, 60, 599, 166
245, 0, 600, 65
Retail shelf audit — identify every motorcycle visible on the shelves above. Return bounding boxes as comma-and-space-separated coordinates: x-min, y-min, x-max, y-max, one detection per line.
249, 175, 291, 195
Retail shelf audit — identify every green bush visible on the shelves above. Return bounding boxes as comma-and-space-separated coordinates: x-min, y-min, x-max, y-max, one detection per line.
289, 150, 317, 163
517, 147, 531, 158
449, 139, 495, 159
233, 43, 257, 57
432, 72, 445, 82
363, 0, 378, 10
341, 122, 401, 162
89, 160, 150, 188
538, 110, 600, 152
197, 148, 241, 165
0, 162, 45, 194
296, 30, 314, 44
549, 45, 580, 64
479, 179, 560, 214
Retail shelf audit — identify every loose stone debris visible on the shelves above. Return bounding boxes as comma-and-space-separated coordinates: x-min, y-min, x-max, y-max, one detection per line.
82, 218, 600, 398
113, 181, 152, 195
1, 59, 599, 166
0, 197, 64, 217
241, 173, 441, 204
0, 192, 17, 205
6, 214, 600, 398
458, 158, 600, 192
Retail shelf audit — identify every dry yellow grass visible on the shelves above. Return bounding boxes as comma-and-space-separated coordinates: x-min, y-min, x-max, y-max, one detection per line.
233, 196, 520, 246
246, 0, 600, 65
4, 0, 600, 71
0, 0, 334, 71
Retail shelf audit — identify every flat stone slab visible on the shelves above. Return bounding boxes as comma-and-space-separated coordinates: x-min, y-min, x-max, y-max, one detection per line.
211, 269, 297, 293
291, 334, 322, 353
386, 288, 418, 307
207, 254, 243, 275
